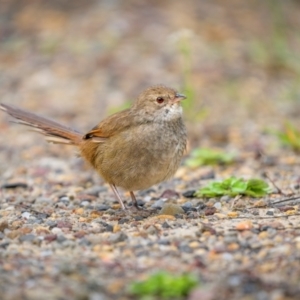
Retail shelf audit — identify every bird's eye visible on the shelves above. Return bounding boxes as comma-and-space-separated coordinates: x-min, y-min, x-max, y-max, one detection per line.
156, 97, 164, 104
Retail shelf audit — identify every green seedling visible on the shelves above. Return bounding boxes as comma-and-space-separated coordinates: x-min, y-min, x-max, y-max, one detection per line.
185, 148, 235, 167
129, 271, 198, 299
196, 177, 270, 198
276, 122, 300, 152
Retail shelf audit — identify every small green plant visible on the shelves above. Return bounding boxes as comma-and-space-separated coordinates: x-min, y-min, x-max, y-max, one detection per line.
196, 177, 270, 198
129, 271, 198, 299
185, 148, 235, 167
276, 122, 300, 152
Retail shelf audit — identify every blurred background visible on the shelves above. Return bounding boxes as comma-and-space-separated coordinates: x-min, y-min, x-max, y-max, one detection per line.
1, 2, 300, 298
1, 0, 300, 154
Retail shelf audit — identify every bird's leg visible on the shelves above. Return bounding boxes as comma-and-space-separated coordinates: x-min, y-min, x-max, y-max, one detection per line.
130, 191, 140, 209
110, 184, 127, 210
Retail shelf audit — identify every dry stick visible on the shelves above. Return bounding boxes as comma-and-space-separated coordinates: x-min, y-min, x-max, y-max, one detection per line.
271, 195, 300, 205
230, 195, 241, 210
220, 213, 300, 221
248, 171, 300, 207
246, 194, 300, 209
263, 171, 286, 195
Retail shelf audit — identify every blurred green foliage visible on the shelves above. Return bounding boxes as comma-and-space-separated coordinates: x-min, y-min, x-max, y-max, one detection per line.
249, 0, 300, 75
185, 148, 235, 167
129, 272, 198, 299
196, 177, 270, 198
275, 121, 300, 152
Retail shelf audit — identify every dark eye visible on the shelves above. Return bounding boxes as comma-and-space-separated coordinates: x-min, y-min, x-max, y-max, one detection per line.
156, 97, 164, 104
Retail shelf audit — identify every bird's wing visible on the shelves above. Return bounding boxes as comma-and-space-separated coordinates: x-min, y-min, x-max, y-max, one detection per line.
83, 109, 134, 143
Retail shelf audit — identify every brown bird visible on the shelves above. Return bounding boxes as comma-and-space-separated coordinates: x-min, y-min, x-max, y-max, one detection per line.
0, 85, 187, 210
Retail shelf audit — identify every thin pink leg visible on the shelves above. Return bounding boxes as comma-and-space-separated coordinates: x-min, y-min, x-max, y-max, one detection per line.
130, 191, 140, 209
110, 184, 126, 210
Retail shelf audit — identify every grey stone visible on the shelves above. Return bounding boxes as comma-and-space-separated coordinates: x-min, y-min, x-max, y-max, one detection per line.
108, 232, 128, 243
85, 186, 107, 196
96, 205, 110, 211
19, 234, 36, 242
151, 199, 165, 209
56, 235, 67, 243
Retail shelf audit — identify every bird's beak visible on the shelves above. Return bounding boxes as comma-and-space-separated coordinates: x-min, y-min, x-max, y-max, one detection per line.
173, 93, 186, 103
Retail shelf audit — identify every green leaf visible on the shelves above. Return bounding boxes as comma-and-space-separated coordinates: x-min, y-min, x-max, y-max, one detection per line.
196, 177, 270, 198
245, 179, 271, 197
230, 178, 248, 194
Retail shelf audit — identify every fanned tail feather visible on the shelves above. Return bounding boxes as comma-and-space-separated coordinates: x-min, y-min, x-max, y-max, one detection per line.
0, 103, 82, 145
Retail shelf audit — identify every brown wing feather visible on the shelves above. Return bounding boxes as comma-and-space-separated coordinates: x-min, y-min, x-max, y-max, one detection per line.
83, 108, 134, 141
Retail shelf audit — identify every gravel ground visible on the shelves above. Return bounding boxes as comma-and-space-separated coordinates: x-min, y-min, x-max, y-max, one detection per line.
1, 1, 300, 299
1, 156, 300, 299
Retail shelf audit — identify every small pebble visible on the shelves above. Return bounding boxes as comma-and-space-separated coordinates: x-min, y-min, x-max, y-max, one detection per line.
46, 220, 57, 228
35, 197, 51, 204
52, 228, 63, 234
134, 216, 145, 221
157, 239, 170, 245
160, 189, 180, 199
143, 196, 152, 202
181, 201, 193, 209
182, 202, 196, 213
220, 195, 231, 202
27, 217, 41, 224
21, 212, 31, 219
108, 232, 128, 243
204, 207, 216, 216
196, 201, 206, 210
159, 203, 184, 216
178, 244, 193, 253
101, 223, 113, 232
56, 235, 67, 243
151, 199, 165, 209
79, 238, 91, 246
236, 220, 253, 231
95, 204, 110, 211
0, 221, 8, 232
85, 186, 107, 196
214, 213, 226, 219
182, 190, 196, 198
19, 234, 36, 242
59, 196, 70, 204
44, 234, 57, 243
162, 221, 171, 229
118, 218, 130, 225
213, 202, 222, 210
146, 225, 158, 235
254, 200, 267, 207
227, 211, 239, 218
224, 233, 238, 244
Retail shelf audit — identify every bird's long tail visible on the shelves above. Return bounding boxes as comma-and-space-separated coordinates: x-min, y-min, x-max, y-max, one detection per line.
0, 103, 82, 145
